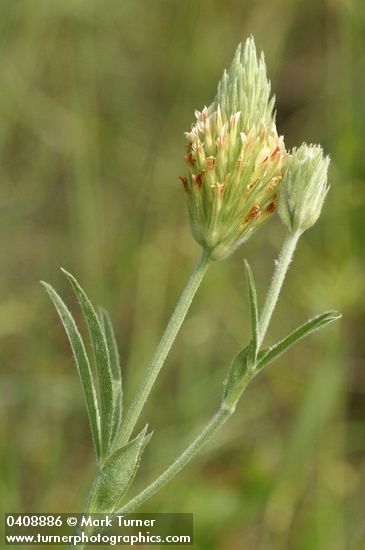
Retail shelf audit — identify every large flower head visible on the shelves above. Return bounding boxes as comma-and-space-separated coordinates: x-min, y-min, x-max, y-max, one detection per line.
180, 37, 286, 260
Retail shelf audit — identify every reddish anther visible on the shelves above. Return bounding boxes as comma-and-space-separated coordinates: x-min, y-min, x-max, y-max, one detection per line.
179, 176, 189, 193
244, 205, 261, 223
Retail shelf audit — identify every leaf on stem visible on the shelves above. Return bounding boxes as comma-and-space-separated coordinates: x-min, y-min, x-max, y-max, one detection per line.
61, 269, 114, 458
41, 281, 101, 460
244, 259, 259, 360
89, 425, 152, 513
223, 345, 251, 401
99, 307, 123, 444
256, 310, 341, 372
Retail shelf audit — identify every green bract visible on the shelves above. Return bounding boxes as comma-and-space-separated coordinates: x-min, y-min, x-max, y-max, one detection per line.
278, 143, 330, 234
181, 37, 286, 261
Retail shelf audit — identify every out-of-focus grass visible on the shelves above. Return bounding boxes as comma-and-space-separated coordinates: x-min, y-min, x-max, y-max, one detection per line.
0, 1, 364, 549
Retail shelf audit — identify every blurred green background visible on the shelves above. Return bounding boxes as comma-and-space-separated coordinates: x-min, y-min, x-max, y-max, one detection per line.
0, 1, 364, 549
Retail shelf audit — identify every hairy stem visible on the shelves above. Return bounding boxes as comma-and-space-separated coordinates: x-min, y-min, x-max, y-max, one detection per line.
116, 232, 301, 512
257, 231, 300, 348
120, 372, 252, 513
120, 404, 231, 512
116, 249, 212, 448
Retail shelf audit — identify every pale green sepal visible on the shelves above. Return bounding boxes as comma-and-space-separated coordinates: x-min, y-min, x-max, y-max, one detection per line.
98, 307, 123, 445
41, 281, 101, 460
244, 260, 259, 361
215, 36, 274, 128
256, 310, 341, 372
61, 269, 114, 458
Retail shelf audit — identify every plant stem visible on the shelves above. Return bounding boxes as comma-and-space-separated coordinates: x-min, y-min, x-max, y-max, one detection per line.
120, 371, 253, 513
257, 231, 300, 348
116, 249, 212, 448
113, 233, 301, 513
66, 478, 98, 550
120, 404, 232, 512
116, 233, 301, 512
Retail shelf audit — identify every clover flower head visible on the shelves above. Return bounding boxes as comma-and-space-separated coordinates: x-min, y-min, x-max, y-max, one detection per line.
278, 143, 330, 235
180, 37, 286, 261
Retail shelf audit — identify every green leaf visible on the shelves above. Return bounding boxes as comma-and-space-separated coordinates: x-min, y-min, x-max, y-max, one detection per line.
256, 310, 341, 372
244, 259, 259, 359
41, 281, 101, 459
88, 426, 150, 513
61, 269, 114, 458
141, 430, 154, 451
99, 307, 123, 443
223, 345, 251, 401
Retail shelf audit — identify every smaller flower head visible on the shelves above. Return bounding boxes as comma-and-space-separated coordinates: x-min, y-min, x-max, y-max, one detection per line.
180, 37, 286, 261
278, 144, 330, 235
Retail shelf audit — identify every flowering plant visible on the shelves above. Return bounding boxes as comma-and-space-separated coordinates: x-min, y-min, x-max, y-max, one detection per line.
43, 36, 339, 548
